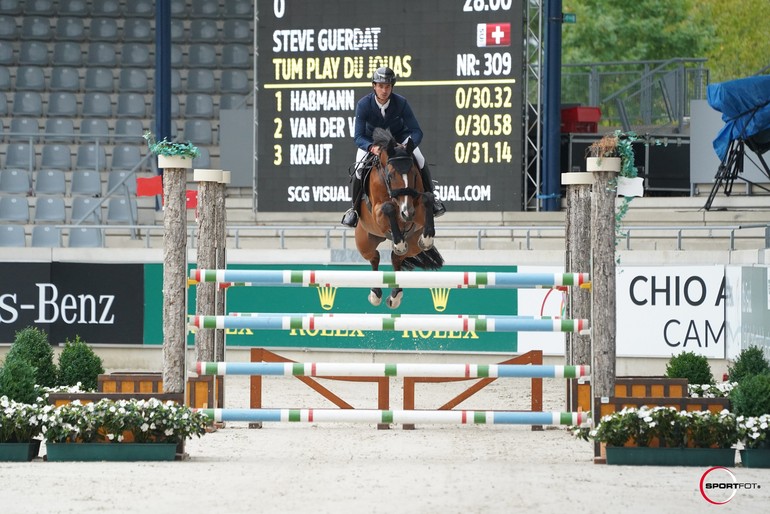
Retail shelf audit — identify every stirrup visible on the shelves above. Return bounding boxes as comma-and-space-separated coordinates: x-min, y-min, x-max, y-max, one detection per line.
341, 208, 358, 227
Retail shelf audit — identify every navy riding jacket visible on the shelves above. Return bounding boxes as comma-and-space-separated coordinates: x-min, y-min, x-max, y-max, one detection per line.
353, 92, 423, 152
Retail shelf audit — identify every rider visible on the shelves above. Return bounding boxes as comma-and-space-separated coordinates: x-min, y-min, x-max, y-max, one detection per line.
341, 66, 446, 228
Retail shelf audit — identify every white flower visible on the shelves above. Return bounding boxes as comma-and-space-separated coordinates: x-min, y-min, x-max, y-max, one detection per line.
141, 423, 149, 432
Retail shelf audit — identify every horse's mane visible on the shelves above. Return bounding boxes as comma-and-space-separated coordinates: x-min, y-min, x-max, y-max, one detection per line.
372, 127, 396, 150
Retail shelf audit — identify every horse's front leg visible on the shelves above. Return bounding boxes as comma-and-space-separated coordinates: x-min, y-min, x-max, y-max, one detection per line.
387, 253, 404, 309
381, 202, 407, 256
418, 192, 436, 251
368, 250, 383, 306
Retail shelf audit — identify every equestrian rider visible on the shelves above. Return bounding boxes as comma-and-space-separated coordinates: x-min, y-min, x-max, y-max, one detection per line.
341, 66, 446, 227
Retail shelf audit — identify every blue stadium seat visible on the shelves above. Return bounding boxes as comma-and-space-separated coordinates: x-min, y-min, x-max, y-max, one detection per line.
58, 0, 89, 16
221, 44, 251, 68
220, 70, 250, 94
189, 19, 219, 43
44, 118, 76, 143
49, 66, 81, 91
107, 197, 138, 224
0, 196, 29, 222
68, 227, 103, 247
15, 66, 46, 90
18, 40, 49, 65
75, 144, 107, 171
40, 144, 73, 170
34, 169, 66, 195
187, 43, 218, 68
47, 92, 79, 117
70, 170, 102, 196
33, 197, 66, 224
79, 118, 110, 142
186, 69, 216, 93
123, 19, 152, 42
184, 93, 215, 118
116, 92, 147, 118
89, 17, 119, 41
25, 0, 55, 15
222, 19, 252, 43
54, 17, 86, 40
91, 0, 122, 17
0, 169, 31, 194
125, 0, 154, 18
223, 0, 252, 18
31, 225, 62, 247
0, 224, 26, 247
184, 119, 213, 145
84, 67, 114, 92
120, 42, 151, 67
114, 119, 145, 142
110, 145, 143, 172
0, 15, 17, 39
12, 91, 43, 116
191, 0, 219, 17
82, 92, 114, 117
86, 42, 117, 66
21, 16, 52, 40
4, 143, 36, 170
0, 40, 13, 64
70, 197, 101, 224
9, 117, 39, 143
52, 41, 83, 66
118, 68, 149, 93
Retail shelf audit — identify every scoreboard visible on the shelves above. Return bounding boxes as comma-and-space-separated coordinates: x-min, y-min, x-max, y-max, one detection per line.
255, 0, 524, 212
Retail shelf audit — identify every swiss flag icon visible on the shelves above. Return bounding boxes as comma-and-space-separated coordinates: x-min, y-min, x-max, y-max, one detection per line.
477, 23, 511, 47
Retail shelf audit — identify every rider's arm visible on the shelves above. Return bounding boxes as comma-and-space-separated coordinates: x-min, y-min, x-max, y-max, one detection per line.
354, 96, 375, 152
399, 99, 423, 148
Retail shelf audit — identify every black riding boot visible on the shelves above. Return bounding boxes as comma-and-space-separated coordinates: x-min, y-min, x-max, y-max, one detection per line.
420, 164, 446, 217
341, 175, 363, 227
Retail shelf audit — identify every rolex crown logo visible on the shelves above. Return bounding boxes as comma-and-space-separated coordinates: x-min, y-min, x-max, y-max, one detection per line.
317, 286, 337, 311
430, 288, 451, 312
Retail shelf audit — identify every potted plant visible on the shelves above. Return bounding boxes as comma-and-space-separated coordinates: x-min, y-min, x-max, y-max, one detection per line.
41, 398, 210, 461
0, 396, 46, 461
737, 414, 770, 468
143, 131, 200, 169
583, 406, 738, 466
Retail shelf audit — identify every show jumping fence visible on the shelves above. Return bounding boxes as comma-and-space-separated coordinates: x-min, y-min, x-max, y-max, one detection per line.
188, 269, 592, 429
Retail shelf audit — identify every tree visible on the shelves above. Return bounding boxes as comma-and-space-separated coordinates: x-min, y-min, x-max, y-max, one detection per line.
561, 0, 714, 64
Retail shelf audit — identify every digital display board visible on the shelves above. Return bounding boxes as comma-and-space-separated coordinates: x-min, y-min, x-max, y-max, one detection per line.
256, 0, 524, 212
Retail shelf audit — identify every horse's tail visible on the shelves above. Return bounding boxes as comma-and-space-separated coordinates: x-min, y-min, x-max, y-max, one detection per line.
400, 247, 444, 271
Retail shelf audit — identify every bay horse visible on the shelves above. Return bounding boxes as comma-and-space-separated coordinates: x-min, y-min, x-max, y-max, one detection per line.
355, 128, 444, 309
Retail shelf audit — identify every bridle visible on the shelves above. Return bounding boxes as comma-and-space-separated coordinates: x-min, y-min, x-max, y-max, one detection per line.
376, 154, 421, 199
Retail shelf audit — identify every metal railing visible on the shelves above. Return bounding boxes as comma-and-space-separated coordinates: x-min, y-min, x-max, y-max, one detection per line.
47, 223, 770, 252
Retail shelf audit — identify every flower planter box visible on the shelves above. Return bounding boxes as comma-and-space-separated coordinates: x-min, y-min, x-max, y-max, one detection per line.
739, 449, 770, 468
0, 440, 41, 462
606, 447, 735, 467
97, 372, 223, 409
46, 443, 177, 462
569, 377, 688, 412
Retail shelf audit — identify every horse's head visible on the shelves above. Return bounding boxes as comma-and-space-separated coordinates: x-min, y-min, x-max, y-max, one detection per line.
373, 129, 421, 222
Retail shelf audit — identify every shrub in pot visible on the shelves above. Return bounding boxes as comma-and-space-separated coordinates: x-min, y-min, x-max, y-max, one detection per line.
728, 346, 770, 384
730, 373, 770, 417
57, 336, 105, 391
0, 357, 38, 404
665, 351, 713, 385
6, 326, 57, 388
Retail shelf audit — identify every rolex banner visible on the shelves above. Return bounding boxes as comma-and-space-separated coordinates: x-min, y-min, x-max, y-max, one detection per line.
143, 264, 525, 352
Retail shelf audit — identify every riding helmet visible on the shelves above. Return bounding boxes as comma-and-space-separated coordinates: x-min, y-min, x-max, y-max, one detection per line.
372, 67, 397, 85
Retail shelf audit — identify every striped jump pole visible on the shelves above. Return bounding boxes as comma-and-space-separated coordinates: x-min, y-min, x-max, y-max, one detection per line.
196, 361, 591, 379
189, 269, 590, 289
190, 314, 589, 333
196, 408, 588, 426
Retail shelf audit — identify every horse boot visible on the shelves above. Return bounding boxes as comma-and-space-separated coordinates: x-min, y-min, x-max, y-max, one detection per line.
420, 163, 446, 217
341, 175, 363, 227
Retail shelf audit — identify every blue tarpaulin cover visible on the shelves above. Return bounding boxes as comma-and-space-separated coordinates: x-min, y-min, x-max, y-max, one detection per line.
707, 75, 770, 161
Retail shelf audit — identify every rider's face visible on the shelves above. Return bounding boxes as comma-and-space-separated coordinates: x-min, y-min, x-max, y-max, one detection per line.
373, 82, 393, 103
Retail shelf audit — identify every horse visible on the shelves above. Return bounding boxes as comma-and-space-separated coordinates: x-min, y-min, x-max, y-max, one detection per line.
355, 128, 444, 309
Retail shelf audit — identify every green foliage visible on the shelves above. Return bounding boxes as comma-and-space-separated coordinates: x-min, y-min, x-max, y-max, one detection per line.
7, 326, 57, 388
0, 357, 38, 404
665, 351, 714, 385
727, 346, 770, 384
57, 336, 105, 391
730, 373, 770, 417
143, 131, 200, 158
562, 0, 714, 64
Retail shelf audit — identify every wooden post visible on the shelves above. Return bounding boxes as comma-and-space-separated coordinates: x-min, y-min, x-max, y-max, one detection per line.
193, 169, 223, 363
159, 156, 193, 394
588, 157, 618, 401
562, 171, 593, 410
214, 171, 230, 365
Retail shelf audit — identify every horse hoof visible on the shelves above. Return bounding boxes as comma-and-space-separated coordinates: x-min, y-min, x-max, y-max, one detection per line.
393, 242, 408, 256
368, 290, 382, 306
418, 236, 434, 251
386, 292, 403, 309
